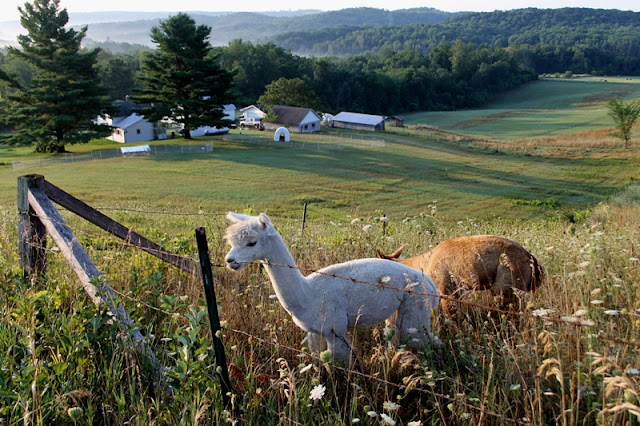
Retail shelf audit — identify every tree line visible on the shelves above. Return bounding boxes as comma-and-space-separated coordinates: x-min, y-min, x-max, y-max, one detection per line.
269, 8, 640, 76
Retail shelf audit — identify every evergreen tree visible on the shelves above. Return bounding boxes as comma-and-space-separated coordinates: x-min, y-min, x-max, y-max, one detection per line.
133, 13, 233, 139
0, 0, 114, 153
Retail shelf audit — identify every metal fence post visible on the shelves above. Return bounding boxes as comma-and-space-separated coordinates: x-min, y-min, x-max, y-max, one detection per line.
195, 227, 232, 408
301, 202, 308, 237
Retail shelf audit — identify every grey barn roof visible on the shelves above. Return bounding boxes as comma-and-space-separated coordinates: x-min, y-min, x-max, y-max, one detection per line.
333, 112, 385, 126
272, 105, 318, 126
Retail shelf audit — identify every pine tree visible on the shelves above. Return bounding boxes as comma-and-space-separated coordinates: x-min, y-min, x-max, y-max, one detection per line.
132, 13, 233, 139
0, 0, 114, 153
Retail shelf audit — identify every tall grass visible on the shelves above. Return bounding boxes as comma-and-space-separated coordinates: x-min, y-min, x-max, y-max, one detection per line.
1, 191, 638, 424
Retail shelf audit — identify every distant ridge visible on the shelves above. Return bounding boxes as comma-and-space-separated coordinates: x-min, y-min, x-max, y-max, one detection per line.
0, 7, 454, 48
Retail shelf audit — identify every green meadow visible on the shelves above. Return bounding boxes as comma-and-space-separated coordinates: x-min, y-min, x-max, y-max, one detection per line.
0, 76, 639, 425
405, 76, 640, 139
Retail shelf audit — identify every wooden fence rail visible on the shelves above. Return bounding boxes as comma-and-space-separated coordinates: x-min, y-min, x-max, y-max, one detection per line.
17, 174, 198, 391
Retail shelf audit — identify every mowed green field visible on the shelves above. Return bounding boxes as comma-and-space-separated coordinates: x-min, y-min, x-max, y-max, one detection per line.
404, 76, 640, 139
0, 76, 638, 225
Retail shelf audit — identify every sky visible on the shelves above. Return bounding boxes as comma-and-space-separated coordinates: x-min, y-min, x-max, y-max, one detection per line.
2, 0, 639, 21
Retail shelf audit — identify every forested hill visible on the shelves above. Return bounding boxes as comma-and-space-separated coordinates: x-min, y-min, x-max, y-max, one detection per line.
76, 7, 454, 48
270, 8, 640, 59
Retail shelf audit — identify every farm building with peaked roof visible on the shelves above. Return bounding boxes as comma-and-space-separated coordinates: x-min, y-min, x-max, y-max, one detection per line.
96, 99, 165, 143
270, 105, 321, 133
331, 112, 386, 131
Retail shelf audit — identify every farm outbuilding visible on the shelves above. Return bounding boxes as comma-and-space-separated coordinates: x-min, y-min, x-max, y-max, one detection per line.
270, 105, 321, 133
389, 115, 407, 127
238, 105, 265, 122
331, 112, 386, 131
96, 99, 165, 143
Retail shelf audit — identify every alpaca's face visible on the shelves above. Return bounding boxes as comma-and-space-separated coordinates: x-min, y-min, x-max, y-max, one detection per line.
225, 239, 261, 271
224, 214, 273, 270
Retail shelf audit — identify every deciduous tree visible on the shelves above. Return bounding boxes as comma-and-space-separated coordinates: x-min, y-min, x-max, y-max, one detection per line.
258, 77, 323, 112
0, 0, 114, 152
132, 13, 233, 139
606, 98, 640, 148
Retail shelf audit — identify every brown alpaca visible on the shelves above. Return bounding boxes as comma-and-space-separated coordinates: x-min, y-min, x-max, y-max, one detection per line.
376, 235, 544, 318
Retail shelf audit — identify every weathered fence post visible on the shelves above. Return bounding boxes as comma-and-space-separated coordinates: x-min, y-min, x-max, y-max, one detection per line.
17, 175, 47, 281
195, 227, 232, 408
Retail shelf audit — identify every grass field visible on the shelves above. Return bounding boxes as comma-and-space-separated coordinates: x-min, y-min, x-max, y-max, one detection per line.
0, 77, 639, 425
404, 76, 640, 139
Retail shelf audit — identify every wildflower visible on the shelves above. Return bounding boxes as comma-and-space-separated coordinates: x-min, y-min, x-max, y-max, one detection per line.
351, 218, 360, 224
603, 309, 620, 316
590, 299, 604, 305
573, 309, 587, 317
352, 419, 361, 424
309, 384, 326, 401
380, 413, 396, 425
300, 364, 313, 374
532, 308, 555, 317
383, 401, 400, 412
578, 261, 590, 268
367, 411, 378, 418
67, 407, 83, 422
380, 276, 391, 284
626, 368, 639, 375
630, 257, 639, 262
408, 422, 422, 426
320, 350, 332, 363
362, 225, 373, 232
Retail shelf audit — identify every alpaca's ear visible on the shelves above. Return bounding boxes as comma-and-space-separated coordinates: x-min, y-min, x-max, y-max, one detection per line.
258, 213, 272, 228
227, 212, 249, 222
389, 245, 406, 259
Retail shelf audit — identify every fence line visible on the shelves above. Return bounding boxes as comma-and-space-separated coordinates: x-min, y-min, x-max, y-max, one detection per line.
19, 209, 640, 348
11, 142, 215, 171
11, 131, 386, 172
223, 132, 386, 150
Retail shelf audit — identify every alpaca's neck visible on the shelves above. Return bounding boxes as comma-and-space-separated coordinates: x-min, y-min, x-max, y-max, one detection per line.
261, 232, 311, 315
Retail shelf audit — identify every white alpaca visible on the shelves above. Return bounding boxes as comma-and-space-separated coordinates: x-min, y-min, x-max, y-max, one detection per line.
224, 212, 441, 365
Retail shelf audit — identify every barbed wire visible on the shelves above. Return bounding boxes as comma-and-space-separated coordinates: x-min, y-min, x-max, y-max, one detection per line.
18, 209, 640, 348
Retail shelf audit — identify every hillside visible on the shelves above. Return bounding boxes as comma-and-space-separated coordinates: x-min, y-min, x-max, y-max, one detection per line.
270, 7, 640, 59
0, 7, 454, 48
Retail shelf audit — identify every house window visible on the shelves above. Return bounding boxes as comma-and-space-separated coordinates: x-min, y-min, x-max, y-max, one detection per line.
137, 129, 141, 134
312, 123, 316, 128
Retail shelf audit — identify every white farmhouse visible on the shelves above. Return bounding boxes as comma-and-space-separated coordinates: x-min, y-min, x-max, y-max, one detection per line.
270, 105, 321, 133
97, 99, 165, 143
